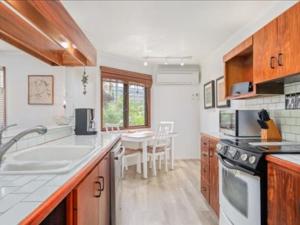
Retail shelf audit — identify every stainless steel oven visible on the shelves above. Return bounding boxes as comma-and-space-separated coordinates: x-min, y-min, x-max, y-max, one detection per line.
219, 159, 261, 225
219, 110, 260, 137
110, 141, 124, 225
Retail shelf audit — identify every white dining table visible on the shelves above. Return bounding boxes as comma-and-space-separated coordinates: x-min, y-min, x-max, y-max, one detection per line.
121, 131, 177, 179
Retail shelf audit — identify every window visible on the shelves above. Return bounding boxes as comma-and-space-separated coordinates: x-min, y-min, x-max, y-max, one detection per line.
0, 67, 6, 127
101, 67, 152, 130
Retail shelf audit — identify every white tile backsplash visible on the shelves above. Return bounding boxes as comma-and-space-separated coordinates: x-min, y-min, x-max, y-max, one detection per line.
237, 81, 300, 142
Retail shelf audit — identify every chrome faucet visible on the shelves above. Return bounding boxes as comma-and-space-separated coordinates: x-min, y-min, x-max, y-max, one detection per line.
0, 124, 17, 145
0, 125, 47, 162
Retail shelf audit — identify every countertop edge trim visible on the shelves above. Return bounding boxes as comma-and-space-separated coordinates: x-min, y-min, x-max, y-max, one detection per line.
266, 155, 300, 173
19, 136, 121, 225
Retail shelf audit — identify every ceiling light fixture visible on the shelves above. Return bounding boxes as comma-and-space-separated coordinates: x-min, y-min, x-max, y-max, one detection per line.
180, 58, 185, 66
60, 41, 69, 49
164, 58, 168, 65
143, 57, 148, 66
142, 56, 192, 66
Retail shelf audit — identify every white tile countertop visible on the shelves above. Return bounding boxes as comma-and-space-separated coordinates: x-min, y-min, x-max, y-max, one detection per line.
0, 133, 120, 225
270, 154, 300, 166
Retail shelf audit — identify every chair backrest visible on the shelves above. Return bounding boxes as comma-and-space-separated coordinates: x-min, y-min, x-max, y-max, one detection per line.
104, 124, 120, 133
154, 121, 175, 145
158, 121, 174, 135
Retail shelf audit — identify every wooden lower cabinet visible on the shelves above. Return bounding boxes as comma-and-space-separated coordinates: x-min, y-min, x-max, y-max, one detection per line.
268, 162, 300, 225
72, 153, 111, 225
200, 134, 219, 216
98, 154, 111, 225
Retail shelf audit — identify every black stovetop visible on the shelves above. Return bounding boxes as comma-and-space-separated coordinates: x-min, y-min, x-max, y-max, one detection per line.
220, 138, 300, 154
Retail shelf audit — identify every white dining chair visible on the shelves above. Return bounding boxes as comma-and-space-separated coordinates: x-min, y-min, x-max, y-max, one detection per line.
104, 124, 142, 177
148, 121, 175, 176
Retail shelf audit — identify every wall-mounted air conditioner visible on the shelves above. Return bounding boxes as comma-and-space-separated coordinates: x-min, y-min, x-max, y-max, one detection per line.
156, 64, 200, 85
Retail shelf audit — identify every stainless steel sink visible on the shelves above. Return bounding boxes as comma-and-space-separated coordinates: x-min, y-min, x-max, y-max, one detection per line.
0, 145, 94, 174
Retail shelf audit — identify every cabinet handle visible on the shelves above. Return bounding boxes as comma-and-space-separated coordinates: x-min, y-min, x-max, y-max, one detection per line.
94, 181, 101, 198
278, 53, 284, 66
270, 56, 276, 69
98, 176, 104, 192
202, 152, 208, 157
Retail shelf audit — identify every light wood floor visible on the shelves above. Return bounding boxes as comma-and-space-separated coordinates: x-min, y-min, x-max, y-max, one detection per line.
120, 160, 218, 225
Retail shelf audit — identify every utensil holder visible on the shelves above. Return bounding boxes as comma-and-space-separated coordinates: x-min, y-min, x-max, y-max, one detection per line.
261, 119, 282, 141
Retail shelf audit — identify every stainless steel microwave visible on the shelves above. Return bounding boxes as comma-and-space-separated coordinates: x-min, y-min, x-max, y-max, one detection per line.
219, 110, 260, 137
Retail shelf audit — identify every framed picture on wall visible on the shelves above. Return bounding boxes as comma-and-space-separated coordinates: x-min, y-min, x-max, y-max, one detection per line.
28, 75, 54, 105
216, 76, 230, 108
204, 80, 215, 109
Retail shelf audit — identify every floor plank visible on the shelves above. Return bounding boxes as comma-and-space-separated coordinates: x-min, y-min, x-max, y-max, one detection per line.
120, 160, 218, 225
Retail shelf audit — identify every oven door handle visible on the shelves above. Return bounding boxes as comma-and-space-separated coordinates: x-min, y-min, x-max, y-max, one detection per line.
218, 154, 256, 176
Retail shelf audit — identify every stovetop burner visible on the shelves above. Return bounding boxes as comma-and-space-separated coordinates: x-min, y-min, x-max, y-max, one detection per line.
221, 138, 300, 154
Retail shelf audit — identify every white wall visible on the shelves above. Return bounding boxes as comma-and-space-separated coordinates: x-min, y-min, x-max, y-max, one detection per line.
65, 52, 200, 159
200, 1, 296, 135
152, 83, 200, 158
0, 52, 66, 128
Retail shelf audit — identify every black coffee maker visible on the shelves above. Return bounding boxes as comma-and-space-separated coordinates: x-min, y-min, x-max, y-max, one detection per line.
74, 108, 97, 135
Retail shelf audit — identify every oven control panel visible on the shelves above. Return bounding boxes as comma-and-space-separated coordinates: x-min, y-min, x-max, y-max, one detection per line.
217, 142, 261, 169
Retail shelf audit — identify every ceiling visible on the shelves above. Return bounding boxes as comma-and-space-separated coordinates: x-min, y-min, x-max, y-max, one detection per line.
1, 1, 280, 64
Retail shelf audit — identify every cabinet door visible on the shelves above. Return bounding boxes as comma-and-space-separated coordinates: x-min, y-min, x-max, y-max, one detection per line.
209, 139, 219, 216
74, 166, 100, 225
268, 163, 300, 225
253, 19, 279, 84
98, 154, 111, 225
201, 136, 210, 183
277, 2, 300, 78
200, 136, 210, 202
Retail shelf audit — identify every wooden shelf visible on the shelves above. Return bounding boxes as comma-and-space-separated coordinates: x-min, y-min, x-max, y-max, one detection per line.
224, 36, 284, 99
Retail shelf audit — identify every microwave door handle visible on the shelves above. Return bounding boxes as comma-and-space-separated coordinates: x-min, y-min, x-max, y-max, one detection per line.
218, 155, 256, 176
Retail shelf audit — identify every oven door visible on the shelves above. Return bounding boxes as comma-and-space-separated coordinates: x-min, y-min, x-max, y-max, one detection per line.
219, 159, 261, 225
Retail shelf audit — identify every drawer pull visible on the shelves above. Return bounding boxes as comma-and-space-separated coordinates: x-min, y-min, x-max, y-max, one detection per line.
98, 176, 105, 191
94, 181, 101, 198
270, 56, 276, 69
278, 53, 284, 66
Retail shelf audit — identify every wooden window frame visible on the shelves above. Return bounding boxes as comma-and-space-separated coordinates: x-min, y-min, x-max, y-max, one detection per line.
0, 67, 6, 127
100, 66, 152, 131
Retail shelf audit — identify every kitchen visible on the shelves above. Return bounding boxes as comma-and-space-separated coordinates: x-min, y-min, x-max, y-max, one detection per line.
0, 1, 299, 225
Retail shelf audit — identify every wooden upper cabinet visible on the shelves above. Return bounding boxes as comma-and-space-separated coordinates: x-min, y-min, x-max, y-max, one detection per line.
253, 19, 279, 84
1, 0, 97, 66
277, 2, 300, 78
253, 2, 300, 84
268, 162, 300, 225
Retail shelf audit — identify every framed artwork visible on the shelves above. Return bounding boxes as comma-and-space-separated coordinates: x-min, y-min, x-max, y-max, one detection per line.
216, 76, 230, 108
28, 75, 54, 105
204, 80, 215, 109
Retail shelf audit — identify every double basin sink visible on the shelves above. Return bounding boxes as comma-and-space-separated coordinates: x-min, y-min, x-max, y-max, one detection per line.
0, 145, 95, 174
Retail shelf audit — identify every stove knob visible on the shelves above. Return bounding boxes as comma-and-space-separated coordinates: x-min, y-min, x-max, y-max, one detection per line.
249, 156, 257, 164
240, 153, 248, 161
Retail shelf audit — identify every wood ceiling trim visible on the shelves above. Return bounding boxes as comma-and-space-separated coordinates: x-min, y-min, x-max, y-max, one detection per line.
5, 0, 97, 66
0, 3, 63, 65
